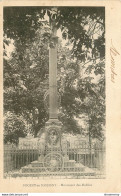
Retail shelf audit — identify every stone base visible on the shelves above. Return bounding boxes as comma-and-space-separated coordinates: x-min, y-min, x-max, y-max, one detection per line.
21, 157, 87, 174
6, 153, 98, 178
9, 164, 97, 179
10, 171, 98, 179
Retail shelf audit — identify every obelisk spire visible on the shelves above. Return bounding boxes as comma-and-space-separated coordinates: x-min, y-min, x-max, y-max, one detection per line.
49, 11, 58, 119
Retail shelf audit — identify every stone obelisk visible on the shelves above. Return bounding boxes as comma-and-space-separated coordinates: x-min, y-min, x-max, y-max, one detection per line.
45, 13, 62, 151
37, 10, 73, 172
49, 21, 58, 120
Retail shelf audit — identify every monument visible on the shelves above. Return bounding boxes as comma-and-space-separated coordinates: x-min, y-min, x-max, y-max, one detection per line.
15, 9, 96, 177
38, 11, 64, 172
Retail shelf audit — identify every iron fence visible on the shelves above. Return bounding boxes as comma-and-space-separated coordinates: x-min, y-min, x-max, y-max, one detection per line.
4, 142, 105, 178
4, 145, 39, 173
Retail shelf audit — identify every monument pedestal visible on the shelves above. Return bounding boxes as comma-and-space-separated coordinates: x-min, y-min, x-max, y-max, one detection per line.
45, 119, 62, 149
37, 118, 65, 172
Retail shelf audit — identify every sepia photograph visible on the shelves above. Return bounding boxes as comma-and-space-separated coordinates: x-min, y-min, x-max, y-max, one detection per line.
0, 0, 121, 193
3, 6, 105, 179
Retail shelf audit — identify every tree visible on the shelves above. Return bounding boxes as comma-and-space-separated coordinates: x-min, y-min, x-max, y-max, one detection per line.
3, 7, 105, 143
4, 112, 27, 144
4, 24, 50, 139
56, 7, 105, 59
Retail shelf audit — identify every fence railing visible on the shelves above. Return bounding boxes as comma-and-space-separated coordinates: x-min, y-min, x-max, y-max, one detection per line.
66, 143, 105, 170
4, 142, 105, 177
4, 145, 39, 173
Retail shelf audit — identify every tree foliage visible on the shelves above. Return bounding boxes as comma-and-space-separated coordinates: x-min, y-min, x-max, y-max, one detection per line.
4, 112, 27, 144
3, 7, 105, 143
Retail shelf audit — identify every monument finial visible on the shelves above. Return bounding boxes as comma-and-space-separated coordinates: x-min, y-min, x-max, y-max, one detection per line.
49, 8, 58, 48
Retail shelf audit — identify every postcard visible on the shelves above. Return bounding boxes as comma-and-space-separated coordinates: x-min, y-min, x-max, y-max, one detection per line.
0, 0, 121, 193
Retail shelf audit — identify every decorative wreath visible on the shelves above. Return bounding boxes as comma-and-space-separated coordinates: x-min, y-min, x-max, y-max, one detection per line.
44, 152, 63, 172
44, 90, 61, 111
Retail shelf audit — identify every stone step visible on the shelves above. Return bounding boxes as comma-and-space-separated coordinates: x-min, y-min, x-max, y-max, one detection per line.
31, 161, 44, 167
64, 160, 76, 167
11, 171, 96, 178
21, 159, 90, 173
63, 167, 85, 172
22, 166, 45, 173
21, 166, 85, 173
31, 160, 77, 168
